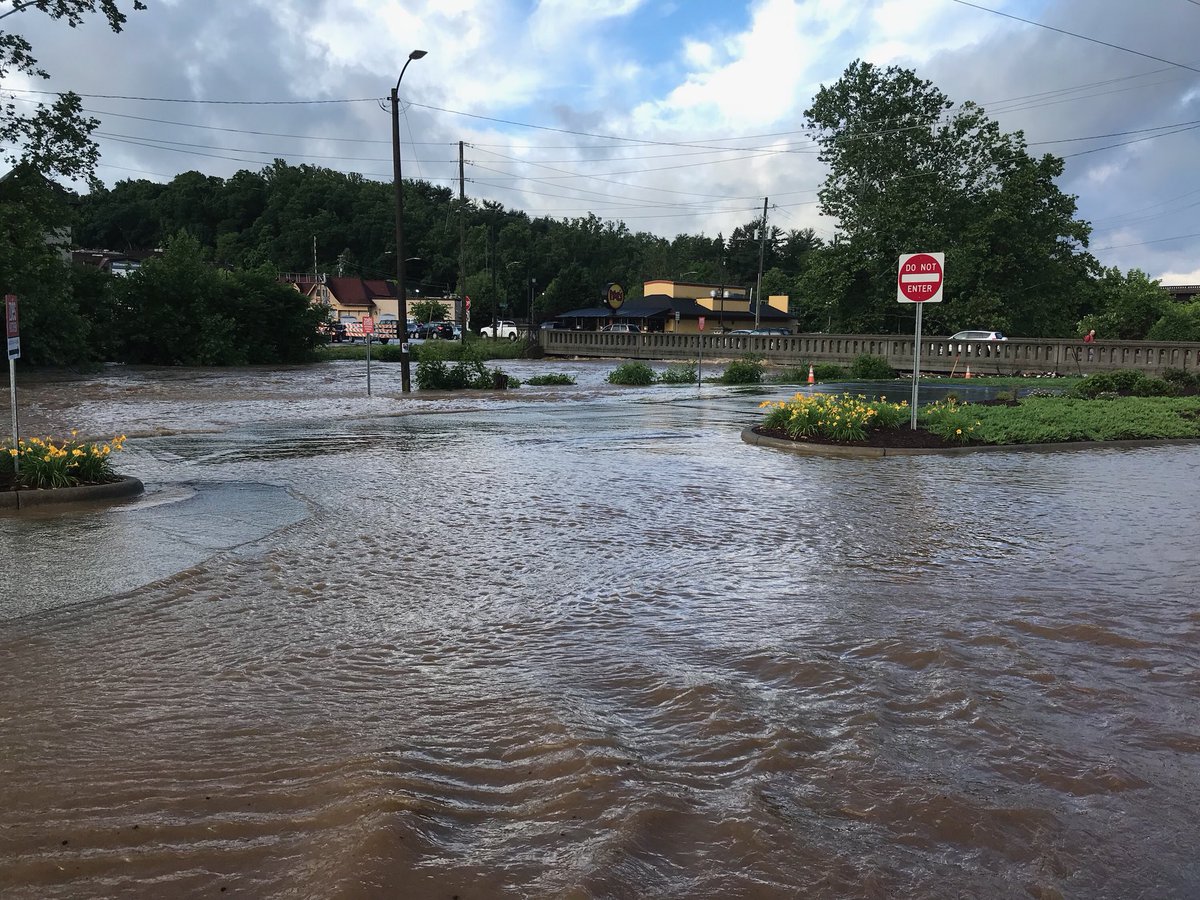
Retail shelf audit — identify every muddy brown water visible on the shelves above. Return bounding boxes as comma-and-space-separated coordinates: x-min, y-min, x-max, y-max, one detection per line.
1, 362, 1198, 899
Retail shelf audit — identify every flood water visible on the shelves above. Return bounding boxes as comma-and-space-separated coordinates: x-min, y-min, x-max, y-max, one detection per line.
2, 360, 1199, 899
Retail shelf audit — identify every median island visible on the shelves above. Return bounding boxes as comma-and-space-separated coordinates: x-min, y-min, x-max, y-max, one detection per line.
1, 432, 143, 510
746, 370, 1200, 456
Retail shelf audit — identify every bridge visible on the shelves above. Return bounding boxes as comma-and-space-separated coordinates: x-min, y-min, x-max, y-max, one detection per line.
538, 331, 1200, 376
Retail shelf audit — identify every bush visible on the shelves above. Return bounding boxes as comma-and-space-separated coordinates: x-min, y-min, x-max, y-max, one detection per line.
416, 343, 510, 390
525, 373, 576, 386
720, 355, 765, 385
848, 354, 896, 379
659, 363, 697, 385
1069, 370, 1177, 398
1163, 368, 1200, 392
771, 363, 845, 383
607, 362, 656, 385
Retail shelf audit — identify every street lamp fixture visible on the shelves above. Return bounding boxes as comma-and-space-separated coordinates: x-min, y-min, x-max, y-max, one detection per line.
391, 49, 427, 393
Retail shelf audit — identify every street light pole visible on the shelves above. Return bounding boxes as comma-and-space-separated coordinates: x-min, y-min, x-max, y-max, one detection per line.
391, 49, 426, 393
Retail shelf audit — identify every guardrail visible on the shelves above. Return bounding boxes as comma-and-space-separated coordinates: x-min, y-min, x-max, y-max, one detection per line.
538, 331, 1200, 375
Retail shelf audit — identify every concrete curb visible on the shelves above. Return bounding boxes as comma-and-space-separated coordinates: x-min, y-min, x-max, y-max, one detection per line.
0, 475, 145, 512
741, 427, 1200, 458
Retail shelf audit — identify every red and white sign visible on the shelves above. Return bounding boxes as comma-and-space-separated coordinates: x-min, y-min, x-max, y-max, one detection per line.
897, 252, 944, 304
698, 316, 706, 331
5, 294, 18, 360
362, 316, 374, 335
465, 295, 472, 311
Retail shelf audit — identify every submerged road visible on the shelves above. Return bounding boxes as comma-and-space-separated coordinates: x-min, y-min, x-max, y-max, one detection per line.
1, 360, 1198, 899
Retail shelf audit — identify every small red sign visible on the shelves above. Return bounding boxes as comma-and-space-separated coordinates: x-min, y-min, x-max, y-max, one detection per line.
465, 295, 472, 311
698, 316, 706, 332
362, 316, 375, 335
5, 294, 17, 339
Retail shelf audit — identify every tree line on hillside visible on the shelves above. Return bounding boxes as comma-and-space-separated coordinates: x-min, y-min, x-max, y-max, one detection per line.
5, 41, 1200, 366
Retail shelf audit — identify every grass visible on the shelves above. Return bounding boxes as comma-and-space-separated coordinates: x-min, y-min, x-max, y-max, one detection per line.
964, 396, 1200, 443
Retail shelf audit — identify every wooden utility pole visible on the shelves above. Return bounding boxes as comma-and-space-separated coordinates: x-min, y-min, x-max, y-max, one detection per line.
459, 140, 467, 339
754, 197, 768, 329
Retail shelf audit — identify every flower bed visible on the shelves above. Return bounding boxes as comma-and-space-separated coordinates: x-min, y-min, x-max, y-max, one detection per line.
1, 432, 128, 492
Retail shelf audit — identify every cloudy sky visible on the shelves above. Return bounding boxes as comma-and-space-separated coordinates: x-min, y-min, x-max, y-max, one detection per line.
5, 0, 1200, 282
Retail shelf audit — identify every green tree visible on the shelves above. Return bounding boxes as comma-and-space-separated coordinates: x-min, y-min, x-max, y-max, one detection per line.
1148, 301, 1200, 342
1, 1, 144, 182
804, 60, 1095, 335
1084, 268, 1169, 340
411, 298, 445, 322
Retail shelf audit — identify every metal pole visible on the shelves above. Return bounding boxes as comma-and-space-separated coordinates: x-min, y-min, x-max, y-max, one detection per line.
910, 303, 923, 429
390, 50, 425, 393
366, 332, 372, 396
697, 333, 703, 387
8, 358, 17, 477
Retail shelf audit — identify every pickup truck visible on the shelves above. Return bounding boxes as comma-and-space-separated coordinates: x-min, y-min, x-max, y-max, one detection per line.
479, 319, 519, 341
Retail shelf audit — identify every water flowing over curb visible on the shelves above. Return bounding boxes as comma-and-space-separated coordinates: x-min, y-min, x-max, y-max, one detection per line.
741, 427, 1200, 457
0, 475, 144, 512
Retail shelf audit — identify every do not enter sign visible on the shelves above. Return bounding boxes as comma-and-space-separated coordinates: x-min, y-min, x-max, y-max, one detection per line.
897, 252, 944, 303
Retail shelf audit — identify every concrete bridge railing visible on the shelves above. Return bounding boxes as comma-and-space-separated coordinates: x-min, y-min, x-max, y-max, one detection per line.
538, 331, 1200, 376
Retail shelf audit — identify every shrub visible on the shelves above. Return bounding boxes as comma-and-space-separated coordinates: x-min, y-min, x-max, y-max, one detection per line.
771, 363, 845, 383
659, 363, 697, 384
848, 354, 896, 379
918, 399, 982, 444
607, 362, 656, 385
1, 432, 126, 489
416, 343, 509, 389
720, 355, 765, 385
1069, 370, 1177, 398
1162, 368, 1200, 392
525, 373, 576, 386
814, 363, 845, 381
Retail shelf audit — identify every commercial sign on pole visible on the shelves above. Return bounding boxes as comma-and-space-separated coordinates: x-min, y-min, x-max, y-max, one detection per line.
6, 294, 19, 473
5, 294, 18, 360
897, 253, 945, 428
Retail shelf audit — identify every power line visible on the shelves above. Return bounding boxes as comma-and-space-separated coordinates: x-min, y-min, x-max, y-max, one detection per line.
948, 0, 1200, 74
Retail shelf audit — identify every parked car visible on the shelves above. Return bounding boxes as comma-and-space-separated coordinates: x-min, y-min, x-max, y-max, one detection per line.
479, 319, 519, 340
751, 327, 792, 335
599, 323, 641, 333
416, 321, 455, 339
729, 329, 753, 334
949, 330, 1007, 341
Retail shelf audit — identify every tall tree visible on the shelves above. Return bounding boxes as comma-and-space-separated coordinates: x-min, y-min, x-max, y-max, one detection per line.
1, 0, 145, 182
804, 60, 1095, 335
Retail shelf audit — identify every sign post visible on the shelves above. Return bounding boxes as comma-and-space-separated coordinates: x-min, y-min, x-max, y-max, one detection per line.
697, 315, 706, 387
362, 315, 374, 396
6, 294, 20, 474
896, 253, 945, 429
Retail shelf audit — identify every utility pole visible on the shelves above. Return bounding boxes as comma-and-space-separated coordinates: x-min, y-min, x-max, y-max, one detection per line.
490, 225, 497, 337
458, 140, 467, 341
754, 196, 768, 329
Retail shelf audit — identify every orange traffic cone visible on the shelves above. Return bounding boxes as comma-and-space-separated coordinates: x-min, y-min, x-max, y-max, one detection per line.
965, 365, 972, 379
807, 365, 815, 385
